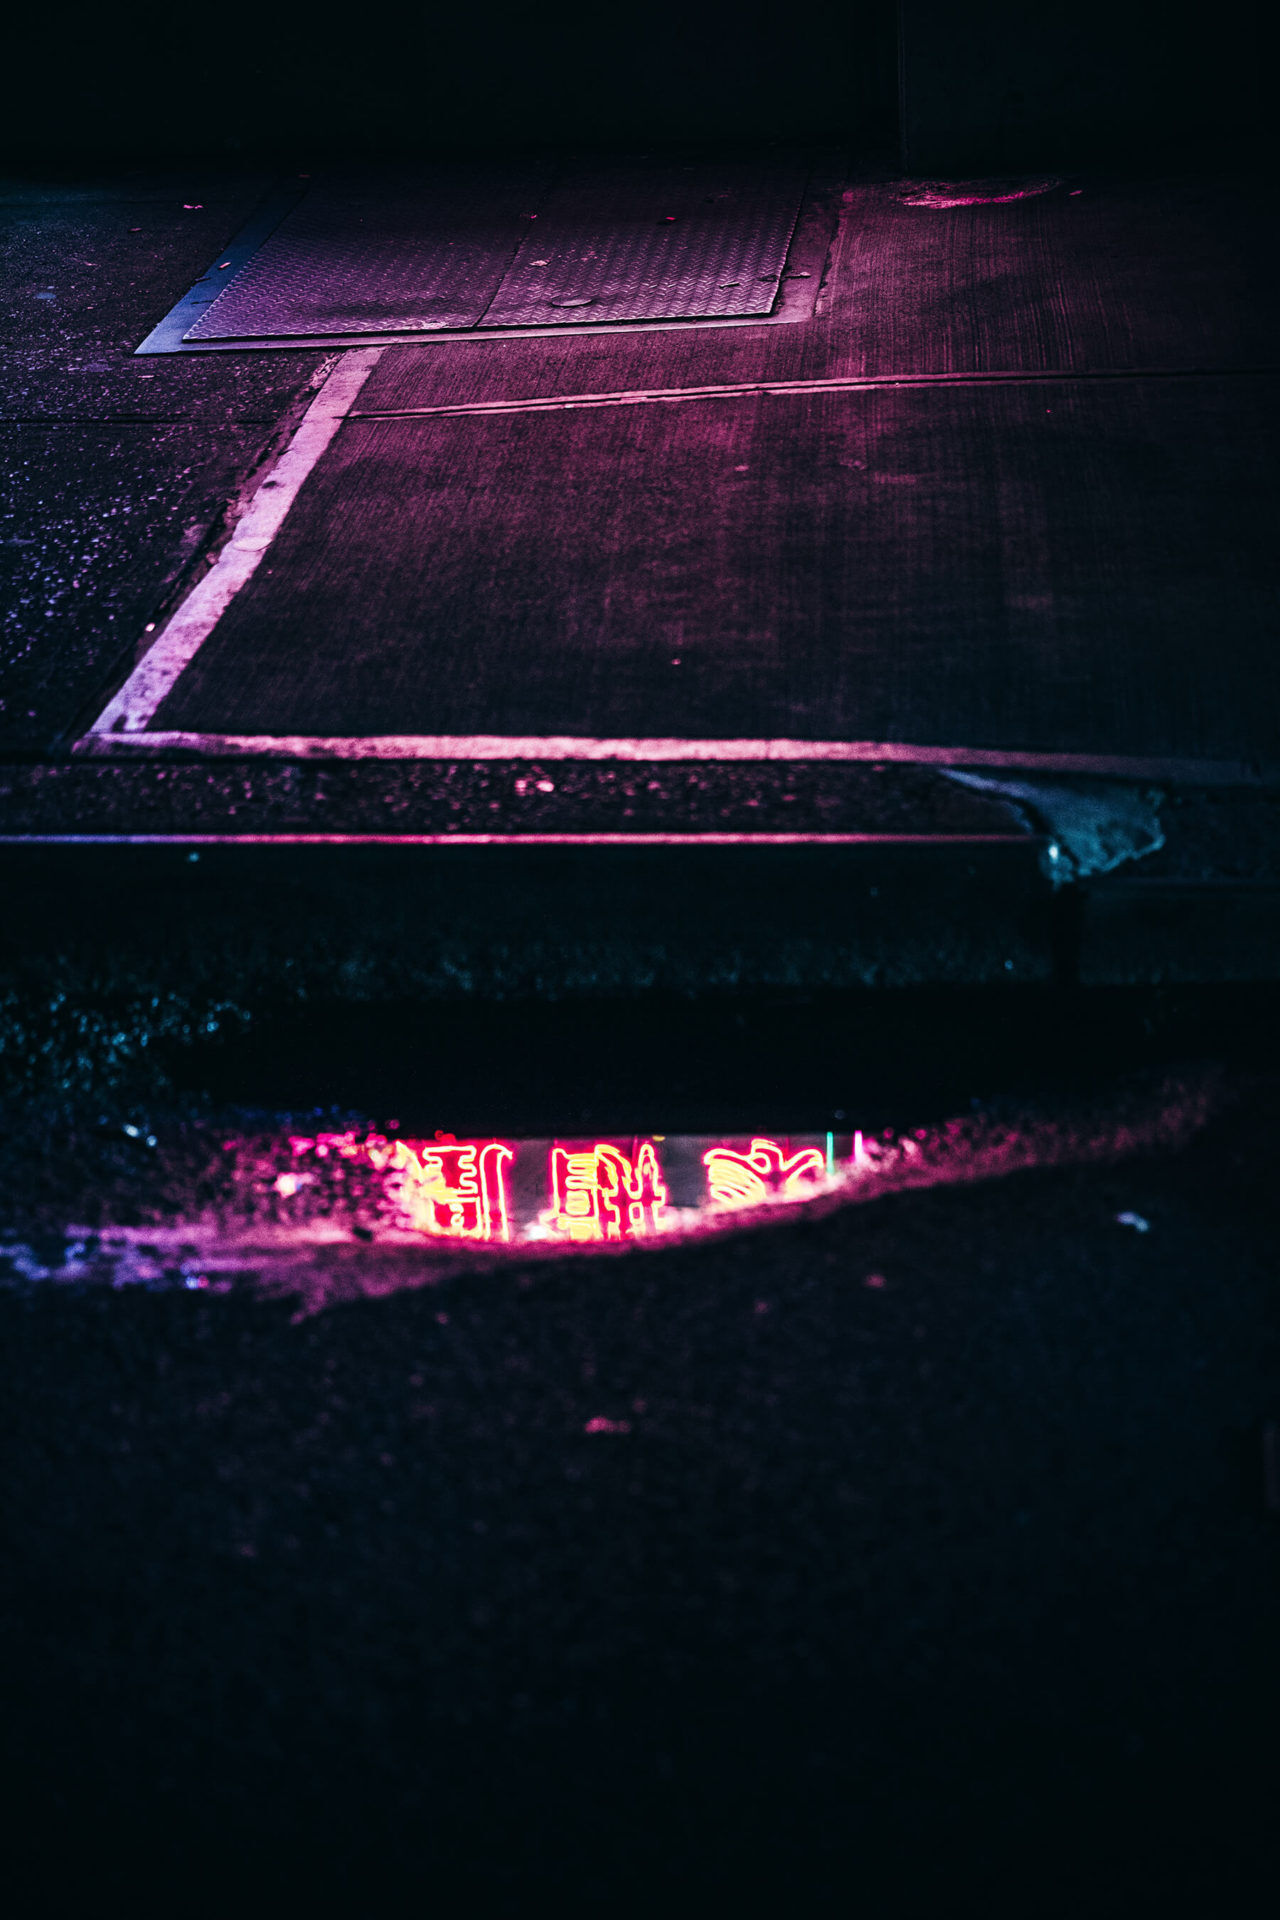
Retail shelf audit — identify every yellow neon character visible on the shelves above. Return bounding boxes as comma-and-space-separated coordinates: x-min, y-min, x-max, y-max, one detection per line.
703, 1138, 825, 1210
545, 1141, 669, 1242
366, 1137, 514, 1241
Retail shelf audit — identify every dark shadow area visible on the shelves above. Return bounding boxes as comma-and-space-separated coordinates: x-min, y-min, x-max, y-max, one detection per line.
7, 2, 900, 167
900, 0, 1259, 171
4, 1067, 1278, 1916
8, 3, 1259, 175
174, 984, 1280, 1136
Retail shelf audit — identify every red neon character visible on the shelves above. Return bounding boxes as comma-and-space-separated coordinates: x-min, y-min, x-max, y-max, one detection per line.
702, 1138, 826, 1210
544, 1141, 668, 1243
366, 1137, 514, 1242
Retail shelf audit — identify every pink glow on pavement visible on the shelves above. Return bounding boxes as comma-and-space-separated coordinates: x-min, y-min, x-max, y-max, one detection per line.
21, 1072, 1220, 1310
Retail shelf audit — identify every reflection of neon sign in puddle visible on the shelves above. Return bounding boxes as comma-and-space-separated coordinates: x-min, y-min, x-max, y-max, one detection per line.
272, 1130, 842, 1245
7, 1070, 1219, 1308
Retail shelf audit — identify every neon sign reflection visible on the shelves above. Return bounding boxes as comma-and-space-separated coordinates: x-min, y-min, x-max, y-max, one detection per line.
367, 1137, 514, 1241
27, 1074, 1216, 1305
278, 1130, 835, 1244
703, 1138, 826, 1210
545, 1141, 669, 1242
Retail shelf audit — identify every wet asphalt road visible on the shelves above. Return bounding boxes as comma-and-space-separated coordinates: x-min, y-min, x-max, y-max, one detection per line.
3, 1079, 1277, 1916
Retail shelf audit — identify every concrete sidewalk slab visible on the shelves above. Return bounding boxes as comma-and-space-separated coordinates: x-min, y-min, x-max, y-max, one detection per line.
134, 375, 1278, 766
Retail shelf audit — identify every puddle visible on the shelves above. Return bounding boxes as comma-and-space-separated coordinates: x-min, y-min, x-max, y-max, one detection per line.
0, 1068, 1221, 1312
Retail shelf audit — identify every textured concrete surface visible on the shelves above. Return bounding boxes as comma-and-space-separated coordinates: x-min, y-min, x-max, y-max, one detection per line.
151, 374, 1280, 758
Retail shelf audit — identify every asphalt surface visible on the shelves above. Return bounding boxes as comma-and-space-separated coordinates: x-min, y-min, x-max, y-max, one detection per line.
0, 174, 324, 750
3, 1065, 1277, 1916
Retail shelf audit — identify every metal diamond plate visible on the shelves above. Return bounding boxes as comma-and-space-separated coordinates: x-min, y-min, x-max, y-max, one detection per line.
184, 166, 554, 341
482, 161, 809, 328
182, 161, 810, 343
